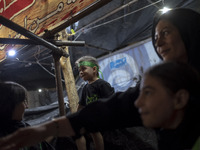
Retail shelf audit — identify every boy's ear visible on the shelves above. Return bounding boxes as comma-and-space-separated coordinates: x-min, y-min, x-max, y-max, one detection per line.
93, 66, 98, 72
174, 89, 189, 110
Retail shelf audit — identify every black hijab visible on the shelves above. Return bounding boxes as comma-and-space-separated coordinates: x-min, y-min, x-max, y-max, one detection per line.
151, 9, 200, 149
152, 8, 200, 73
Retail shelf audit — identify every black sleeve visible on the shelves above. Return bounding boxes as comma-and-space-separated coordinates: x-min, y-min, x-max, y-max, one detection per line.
68, 84, 142, 135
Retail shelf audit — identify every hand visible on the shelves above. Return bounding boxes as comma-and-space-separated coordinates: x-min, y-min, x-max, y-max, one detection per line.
0, 126, 47, 150
0, 116, 76, 150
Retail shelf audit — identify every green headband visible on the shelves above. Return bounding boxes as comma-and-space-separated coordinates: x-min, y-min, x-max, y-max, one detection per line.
78, 61, 99, 70
78, 61, 104, 79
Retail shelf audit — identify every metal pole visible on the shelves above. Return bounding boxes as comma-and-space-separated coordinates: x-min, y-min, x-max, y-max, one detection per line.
0, 15, 68, 57
0, 38, 85, 46
53, 53, 66, 116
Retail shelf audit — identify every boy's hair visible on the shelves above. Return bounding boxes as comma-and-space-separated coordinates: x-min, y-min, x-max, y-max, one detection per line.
75, 56, 100, 76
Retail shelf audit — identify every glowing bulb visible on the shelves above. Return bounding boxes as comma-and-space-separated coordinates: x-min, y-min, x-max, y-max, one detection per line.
38, 89, 42, 92
8, 49, 16, 56
160, 7, 171, 14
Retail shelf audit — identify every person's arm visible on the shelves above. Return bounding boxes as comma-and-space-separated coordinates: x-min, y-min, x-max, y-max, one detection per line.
78, 84, 87, 107
0, 85, 142, 149
68, 85, 142, 134
0, 116, 75, 150
77, 84, 86, 111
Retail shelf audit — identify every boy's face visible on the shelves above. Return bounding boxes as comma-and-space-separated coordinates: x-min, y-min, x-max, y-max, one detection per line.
134, 74, 177, 129
78, 65, 97, 82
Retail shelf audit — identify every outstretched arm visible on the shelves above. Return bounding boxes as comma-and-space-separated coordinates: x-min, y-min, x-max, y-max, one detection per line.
0, 116, 75, 150
0, 85, 141, 149
68, 86, 142, 133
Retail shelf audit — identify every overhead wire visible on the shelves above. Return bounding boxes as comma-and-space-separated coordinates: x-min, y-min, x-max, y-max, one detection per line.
146, 0, 161, 9
73, 0, 162, 35
36, 60, 65, 82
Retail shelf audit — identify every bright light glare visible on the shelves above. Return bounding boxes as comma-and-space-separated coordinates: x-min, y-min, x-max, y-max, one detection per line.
160, 7, 171, 14
8, 49, 16, 56
38, 89, 42, 92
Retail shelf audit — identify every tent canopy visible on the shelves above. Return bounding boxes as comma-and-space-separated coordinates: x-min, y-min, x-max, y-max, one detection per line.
0, 0, 199, 90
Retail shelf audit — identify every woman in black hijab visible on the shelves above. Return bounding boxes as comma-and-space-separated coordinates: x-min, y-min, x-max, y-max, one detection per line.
149, 9, 200, 149
152, 8, 200, 72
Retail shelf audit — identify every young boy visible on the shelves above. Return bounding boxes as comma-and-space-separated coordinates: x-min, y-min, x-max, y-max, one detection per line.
75, 56, 114, 150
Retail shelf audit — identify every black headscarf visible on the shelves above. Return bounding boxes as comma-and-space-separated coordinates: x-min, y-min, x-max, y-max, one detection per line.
151, 8, 200, 73
152, 10, 200, 149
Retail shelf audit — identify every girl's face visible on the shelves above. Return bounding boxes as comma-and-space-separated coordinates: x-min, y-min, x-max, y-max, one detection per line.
134, 75, 178, 129
78, 65, 97, 83
12, 100, 28, 121
155, 20, 188, 63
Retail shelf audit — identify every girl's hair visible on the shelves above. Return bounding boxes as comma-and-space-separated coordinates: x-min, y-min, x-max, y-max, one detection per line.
75, 56, 100, 76
0, 81, 27, 120
144, 61, 200, 96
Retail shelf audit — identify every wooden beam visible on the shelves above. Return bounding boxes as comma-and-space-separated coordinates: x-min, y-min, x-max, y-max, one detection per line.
59, 30, 79, 113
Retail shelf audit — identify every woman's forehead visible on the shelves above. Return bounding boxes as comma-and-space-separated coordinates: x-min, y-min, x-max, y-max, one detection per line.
140, 75, 156, 88
143, 73, 165, 85
156, 20, 175, 31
